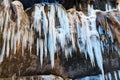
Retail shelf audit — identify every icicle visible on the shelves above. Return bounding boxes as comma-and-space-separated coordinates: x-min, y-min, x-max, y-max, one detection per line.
98, 25, 105, 53
34, 4, 43, 35
105, 74, 108, 80
117, 4, 120, 11
28, 30, 34, 54
34, 4, 49, 57
91, 31, 104, 80
70, 29, 76, 51
89, 5, 104, 78
114, 71, 118, 80
16, 25, 21, 46
81, 16, 95, 66
40, 39, 43, 66
47, 5, 56, 68
34, 5, 42, 56
56, 5, 71, 54
37, 38, 39, 56
42, 7, 48, 57
108, 72, 112, 80
11, 27, 15, 50
22, 31, 28, 56
0, 11, 4, 32
56, 28, 66, 51
76, 14, 85, 53
65, 46, 73, 59
0, 38, 6, 63
0, 7, 10, 62
13, 36, 17, 54
99, 74, 103, 80
106, 4, 109, 11
118, 70, 120, 79
6, 28, 11, 57
105, 4, 112, 11
4, 10, 9, 30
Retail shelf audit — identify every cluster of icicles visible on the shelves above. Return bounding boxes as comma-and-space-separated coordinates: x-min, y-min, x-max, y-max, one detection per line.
0, 0, 120, 79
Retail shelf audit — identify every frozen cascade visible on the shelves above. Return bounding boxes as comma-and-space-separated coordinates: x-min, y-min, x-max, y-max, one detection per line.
1, 1, 120, 79
0, 1, 104, 73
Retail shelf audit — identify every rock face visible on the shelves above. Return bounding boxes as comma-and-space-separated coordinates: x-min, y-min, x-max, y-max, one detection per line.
0, 0, 120, 80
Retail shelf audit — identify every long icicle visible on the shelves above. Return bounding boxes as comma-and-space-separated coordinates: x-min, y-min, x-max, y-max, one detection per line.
47, 5, 56, 68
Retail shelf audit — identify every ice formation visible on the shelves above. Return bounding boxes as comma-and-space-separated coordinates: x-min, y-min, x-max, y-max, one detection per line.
0, 0, 120, 79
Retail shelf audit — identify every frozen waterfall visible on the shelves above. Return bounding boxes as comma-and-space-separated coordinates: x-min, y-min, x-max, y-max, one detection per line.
0, 0, 120, 79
